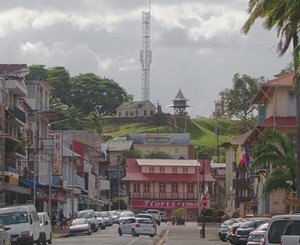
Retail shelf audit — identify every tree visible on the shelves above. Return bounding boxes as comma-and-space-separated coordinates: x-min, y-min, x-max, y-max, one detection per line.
86, 111, 103, 136
70, 73, 131, 116
275, 62, 294, 77
120, 149, 142, 166
242, 0, 300, 200
27, 64, 47, 80
47, 66, 72, 106
221, 73, 261, 120
144, 151, 171, 159
252, 131, 296, 195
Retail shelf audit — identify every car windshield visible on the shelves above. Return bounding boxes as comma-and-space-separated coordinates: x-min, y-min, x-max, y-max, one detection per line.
77, 212, 93, 219
72, 219, 87, 225
137, 214, 152, 219
241, 221, 254, 228
147, 210, 159, 214
120, 212, 134, 217
138, 218, 153, 224
0, 212, 29, 225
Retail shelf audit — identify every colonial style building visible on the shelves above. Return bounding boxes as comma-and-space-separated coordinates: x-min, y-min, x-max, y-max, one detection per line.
122, 158, 216, 221
116, 100, 156, 117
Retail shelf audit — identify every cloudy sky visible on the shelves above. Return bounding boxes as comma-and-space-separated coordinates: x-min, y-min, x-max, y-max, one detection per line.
0, 0, 292, 117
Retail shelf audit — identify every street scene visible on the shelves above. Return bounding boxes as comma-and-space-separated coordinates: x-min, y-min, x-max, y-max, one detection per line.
0, 0, 300, 245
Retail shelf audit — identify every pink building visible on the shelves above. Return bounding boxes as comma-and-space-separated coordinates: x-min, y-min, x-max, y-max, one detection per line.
123, 158, 216, 221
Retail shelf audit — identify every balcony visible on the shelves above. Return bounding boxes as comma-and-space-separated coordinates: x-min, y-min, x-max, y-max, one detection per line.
129, 192, 199, 200
5, 79, 27, 96
5, 106, 26, 124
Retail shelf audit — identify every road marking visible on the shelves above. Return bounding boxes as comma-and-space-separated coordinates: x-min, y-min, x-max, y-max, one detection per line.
157, 229, 169, 245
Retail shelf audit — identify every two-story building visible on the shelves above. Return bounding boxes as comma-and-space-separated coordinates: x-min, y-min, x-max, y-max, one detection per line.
222, 72, 296, 216
116, 100, 156, 117
122, 158, 216, 221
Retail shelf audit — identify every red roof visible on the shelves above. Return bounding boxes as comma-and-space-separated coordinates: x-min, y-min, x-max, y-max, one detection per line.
253, 72, 294, 103
123, 158, 216, 182
265, 72, 294, 86
0, 64, 27, 74
258, 116, 296, 127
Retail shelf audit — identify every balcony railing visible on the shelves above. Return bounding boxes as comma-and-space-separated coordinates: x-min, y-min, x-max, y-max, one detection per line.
6, 106, 26, 124
129, 192, 199, 200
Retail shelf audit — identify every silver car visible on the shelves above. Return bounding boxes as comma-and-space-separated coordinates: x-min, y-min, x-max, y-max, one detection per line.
68, 218, 92, 236
247, 222, 269, 245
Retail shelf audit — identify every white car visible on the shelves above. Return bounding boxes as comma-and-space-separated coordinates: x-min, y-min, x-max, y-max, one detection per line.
118, 217, 156, 237
118, 211, 135, 224
38, 212, 52, 244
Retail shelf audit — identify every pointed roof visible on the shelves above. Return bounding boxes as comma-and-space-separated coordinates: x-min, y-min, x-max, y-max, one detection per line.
173, 88, 188, 101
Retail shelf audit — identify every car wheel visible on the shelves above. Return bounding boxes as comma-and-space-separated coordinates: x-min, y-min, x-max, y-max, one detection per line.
47, 233, 52, 244
131, 229, 139, 237
118, 228, 122, 236
101, 225, 106, 230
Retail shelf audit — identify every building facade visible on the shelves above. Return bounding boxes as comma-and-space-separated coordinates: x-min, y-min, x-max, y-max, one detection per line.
115, 100, 156, 117
122, 158, 216, 221
127, 133, 194, 159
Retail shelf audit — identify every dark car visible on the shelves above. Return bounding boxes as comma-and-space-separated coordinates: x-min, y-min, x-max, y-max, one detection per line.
227, 221, 248, 245
235, 219, 269, 245
218, 219, 237, 242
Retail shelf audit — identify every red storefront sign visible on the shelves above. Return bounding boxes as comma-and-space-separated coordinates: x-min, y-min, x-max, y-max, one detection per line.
131, 200, 198, 209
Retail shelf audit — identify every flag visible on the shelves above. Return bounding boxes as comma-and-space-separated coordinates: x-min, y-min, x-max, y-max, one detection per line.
240, 146, 251, 166
245, 146, 251, 165
236, 145, 242, 166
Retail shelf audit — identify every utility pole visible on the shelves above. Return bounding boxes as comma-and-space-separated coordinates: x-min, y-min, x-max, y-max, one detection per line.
0, 78, 5, 207
117, 156, 121, 210
215, 101, 220, 163
196, 147, 200, 219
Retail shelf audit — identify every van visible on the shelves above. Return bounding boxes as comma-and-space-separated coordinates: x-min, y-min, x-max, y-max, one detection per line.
0, 205, 41, 245
146, 209, 161, 226
38, 212, 52, 244
262, 213, 300, 245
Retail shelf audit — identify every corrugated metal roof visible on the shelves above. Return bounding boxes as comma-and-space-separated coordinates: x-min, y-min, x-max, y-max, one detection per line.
136, 159, 198, 166
116, 100, 155, 110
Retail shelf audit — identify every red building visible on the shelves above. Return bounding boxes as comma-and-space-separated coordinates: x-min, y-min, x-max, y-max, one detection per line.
123, 159, 216, 221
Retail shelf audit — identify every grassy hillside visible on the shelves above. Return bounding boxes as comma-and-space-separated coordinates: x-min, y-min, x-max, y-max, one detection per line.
102, 117, 239, 153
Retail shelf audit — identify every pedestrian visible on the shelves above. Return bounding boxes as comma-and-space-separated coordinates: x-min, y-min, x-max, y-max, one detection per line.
51, 213, 57, 229
251, 197, 258, 216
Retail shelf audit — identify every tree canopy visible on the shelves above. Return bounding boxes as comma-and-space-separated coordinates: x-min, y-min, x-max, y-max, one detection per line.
221, 73, 261, 120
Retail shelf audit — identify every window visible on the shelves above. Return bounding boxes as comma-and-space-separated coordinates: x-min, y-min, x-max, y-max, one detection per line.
160, 167, 165, 173
144, 110, 147, 116
135, 110, 139, 116
144, 183, 150, 193
118, 112, 121, 117
174, 147, 179, 154
171, 184, 178, 193
268, 220, 288, 243
130, 111, 133, 116
187, 183, 194, 193
183, 167, 188, 173
125, 111, 128, 117
133, 183, 140, 193
172, 167, 177, 173
150, 110, 153, 115
285, 220, 300, 235
149, 167, 154, 173
159, 184, 166, 193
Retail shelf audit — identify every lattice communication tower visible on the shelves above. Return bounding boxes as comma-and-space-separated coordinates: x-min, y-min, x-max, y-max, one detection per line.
140, 6, 152, 101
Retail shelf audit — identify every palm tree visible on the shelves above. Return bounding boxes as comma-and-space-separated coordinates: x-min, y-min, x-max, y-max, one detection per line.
252, 130, 296, 195
242, 0, 300, 199
86, 111, 103, 136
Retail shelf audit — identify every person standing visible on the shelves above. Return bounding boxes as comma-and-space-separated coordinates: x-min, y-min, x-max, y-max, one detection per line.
251, 197, 258, 216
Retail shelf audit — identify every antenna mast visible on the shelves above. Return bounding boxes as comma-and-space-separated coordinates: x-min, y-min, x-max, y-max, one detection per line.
140, 0, 152, 101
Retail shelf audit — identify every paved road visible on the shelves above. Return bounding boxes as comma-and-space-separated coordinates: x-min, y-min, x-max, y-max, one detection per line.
53, 222, 167, 245
53, 222, 225, 245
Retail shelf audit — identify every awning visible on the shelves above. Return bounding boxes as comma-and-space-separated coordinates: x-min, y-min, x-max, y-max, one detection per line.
21, 179, 48, 187
78, 194, 109, 206
2, 182, 31, 195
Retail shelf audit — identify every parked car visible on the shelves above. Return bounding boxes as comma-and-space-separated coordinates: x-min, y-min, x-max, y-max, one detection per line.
262, 214, 300, 245
76, 210, 98, 232
235, 219, 269, 244
247, 222, 269, 245
218, 219, 238, 242
95, 212, 106, 230
118, 217, 156, 237
227, 220, 248, 244
118, 211, 135, 224
108, 211, 119, 224
0, 224, 11, 245
279, 214, 300, 245
38, 212, 52, 244
160, 212, 168, 223
98, 212, 113, 226
68, 218, 92, 236
146, 209, 161, 226
0, 205, 41, 245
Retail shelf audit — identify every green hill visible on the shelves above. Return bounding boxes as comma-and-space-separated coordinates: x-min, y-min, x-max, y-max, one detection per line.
102, 116, 239, 161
